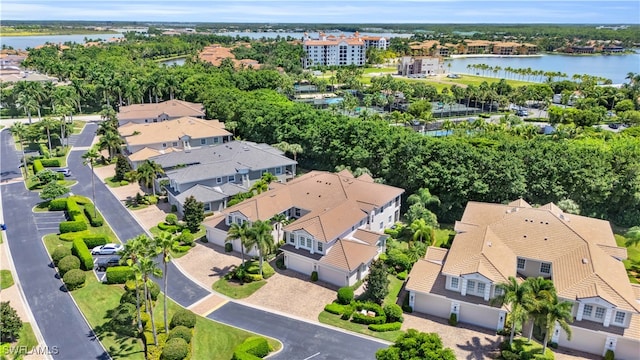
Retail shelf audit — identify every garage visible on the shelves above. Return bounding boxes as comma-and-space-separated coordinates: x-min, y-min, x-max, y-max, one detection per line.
459, 302, 498, 328
286, 254, 313, 276
207, 228, 227, 247
319, 265, 347, 287
413, 293, 451, 318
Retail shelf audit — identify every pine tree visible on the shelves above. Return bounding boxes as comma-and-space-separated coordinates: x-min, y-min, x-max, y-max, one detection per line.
182, 196, 204, 233
0, 301, 23, 342
365, 259, 389, 304
114, 155, 132, 181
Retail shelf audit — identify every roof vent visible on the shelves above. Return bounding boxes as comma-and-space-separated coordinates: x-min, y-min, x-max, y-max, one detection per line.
523, 235, 527, 238
545, 222, 549, 225
582, 258, 589, 264
487, 241, 492, 247
544, 237, 548, 241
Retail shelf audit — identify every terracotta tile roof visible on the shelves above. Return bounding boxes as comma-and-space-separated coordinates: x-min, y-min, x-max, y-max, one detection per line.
118, 99, 205, 121
406, 258, 444, 294
198, 44, 261, 69
319, 239, 379, 272
424, 246, 449, 264
351, 228, 387, 247
442, 201, 640, 313
284, 200, 367, 243
119, 117, 231, 147
127, 147, 178, 162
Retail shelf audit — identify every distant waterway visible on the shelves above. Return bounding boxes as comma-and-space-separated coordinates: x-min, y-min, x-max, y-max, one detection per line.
446, 52, 640, 84
213, 31, 413, 39
1, 33, 124, 50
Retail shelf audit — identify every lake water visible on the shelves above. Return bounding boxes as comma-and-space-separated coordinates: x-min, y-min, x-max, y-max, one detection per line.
1, 33, 124, 50
446, 52, 640, 84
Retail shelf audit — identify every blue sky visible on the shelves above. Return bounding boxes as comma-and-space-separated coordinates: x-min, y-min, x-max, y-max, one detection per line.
3, 1, 640, 24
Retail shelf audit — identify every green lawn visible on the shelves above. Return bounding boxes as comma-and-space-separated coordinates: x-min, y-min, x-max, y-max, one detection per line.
212, 278, 267, 299
384, 275, 404, 306
616, 234, 640, 284
105, 176, 127, 188
318, 311, 403, 342
3, 322, 40, 358
434, 228, 455, 248
362, 67, 396, 74
43, 233, 73, 254
0, 269, 14, 289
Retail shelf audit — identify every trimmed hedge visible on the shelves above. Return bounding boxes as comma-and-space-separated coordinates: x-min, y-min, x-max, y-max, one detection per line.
66, 198, 82, 217
63, 269, 86, 291
81, 235, 108, 248
175, 245, 192, 253
310, 270, 318, 282
106, 266, 133, 284
40, 159, 61, 167
384, 304, 404, 323
351, 312, 386, 325
59, 220, 88, 233
33, 159, 44, 173
161, 338, 189, 360
58, 255, 80, 276
39, 144, 50, 158
233, 336, 270, 359
324, 303, 347, 315
158, 222, 179, 233
168, 325, 192, 344
59, 231, 86, 242
368, 322, 402, 332
337, 287, 354, 305
396, 271, 407, 280
170, 309, 196, 329
225, 242, 233, 252
448, 313, 458, 326
232, 352, 261, 360
69, 195, 90, 205
83, 204, 104, 227
71, 238, 94, 270
51, 247, 72, 266
48, 198, 68, 211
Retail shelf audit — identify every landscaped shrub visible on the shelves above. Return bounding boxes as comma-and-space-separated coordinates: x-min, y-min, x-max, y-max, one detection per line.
402, 293, 413, 313
396, 271, 407, 280
448, 313, 458, 326
384, 304, 404, 323
224, 243, 233, 252
161, 338, 189, 360
32, 159, 45, 173
170, 309, 196, 329
231, 352, 261, 360
604, 350, 615, 360
174, 245, 192, 253
341, 306, 354, 320
51, 247, 72, 266
275, 256, 285, 269
243, 273, 263, 283
69, 195, 90, 205
59, 231, 88, 242
58, 255, 80, 276
59, 220, 88, 233
71, 238, 93, 270
66, 198, 82, 217
39, 144, 50, 158
40, 159, 61, 167
337, 287, 354, 305
233, 336, 270, 358
106, 266, 133, 284
63, 269, 86, 290
368, 322, 402, 332
171, 204, 177, 212
351, 311, 386, 325
324, 303, 347, 315
261, 262, 275, 279
168, 325, 192, 343
310, 270, 318, 282
83, 204, 104, 227
165, 214, 178, 225
158, 222, 179, 233
48, 198, 68, 211
81, 235, 108, 248
178, 230, 194, 246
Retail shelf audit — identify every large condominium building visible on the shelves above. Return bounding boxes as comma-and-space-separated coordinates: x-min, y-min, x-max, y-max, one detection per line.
302, 32, 388, 68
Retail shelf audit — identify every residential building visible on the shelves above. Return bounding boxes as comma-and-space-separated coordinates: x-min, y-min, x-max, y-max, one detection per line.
198, 44, 261, 69
409, 40, 451, 57
118, 117, 232, 168
154, 141, 297, 214
117, 99, 205, 126
406, 199, 640, 359
204, 170, 404, 287
397, 56, 444, 76
464, 40, 492, 54
302, 32, 388, 68
491, 42, 538, 55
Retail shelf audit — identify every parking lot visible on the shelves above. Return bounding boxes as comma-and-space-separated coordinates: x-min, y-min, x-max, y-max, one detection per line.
91, 253, 122, 282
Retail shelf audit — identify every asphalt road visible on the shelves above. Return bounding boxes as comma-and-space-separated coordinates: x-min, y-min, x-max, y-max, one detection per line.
67, 123, 210, 307
209, 302, 388, 360
0, 129, 110, 360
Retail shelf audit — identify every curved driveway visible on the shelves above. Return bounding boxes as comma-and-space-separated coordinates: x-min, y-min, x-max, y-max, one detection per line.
2, 123, 388, 359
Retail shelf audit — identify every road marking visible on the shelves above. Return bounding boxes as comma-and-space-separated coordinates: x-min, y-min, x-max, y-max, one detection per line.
303, 352, 321, 360
100, 273, 106, 282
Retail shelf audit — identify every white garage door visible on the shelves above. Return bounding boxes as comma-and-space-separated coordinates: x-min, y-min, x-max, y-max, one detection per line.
413, 293, 450, 318
319, 265, 347, 287
207, 229, 227, 247
286, 254, 312, 276
459, 303, 497, 329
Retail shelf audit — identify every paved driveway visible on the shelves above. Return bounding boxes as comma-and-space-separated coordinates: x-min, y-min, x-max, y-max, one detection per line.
209, 302, 388, 360
0, 130, 109, 360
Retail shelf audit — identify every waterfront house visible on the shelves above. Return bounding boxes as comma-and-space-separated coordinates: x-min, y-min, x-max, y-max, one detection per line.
154, 141, 296, 214
117, 99, 205, 126
118, 117, 232, 168
204, 169, 404, 287
406, 199, 640, 359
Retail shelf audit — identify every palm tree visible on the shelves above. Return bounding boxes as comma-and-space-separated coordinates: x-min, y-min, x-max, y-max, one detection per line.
250, 180, 268, 195
154, 231, 176, 335
624, 226, 640, 248
40, 117, 56, 152
523, 277, 556, 341
246, 220, 275, 277
407, 188, 441, 211
82, 148, 101, 217
270, 213, 287, 243
120, 234, 151, 334
137, 160, 164, 196
260, 172, 277, 184
98, 129, 123, 159
491, 276, 534, 345
226, 222, 250, 266
136, 256, 162, 345
10, 122, 28, 173
410, 218, 433, 245
541, 297, 573, 354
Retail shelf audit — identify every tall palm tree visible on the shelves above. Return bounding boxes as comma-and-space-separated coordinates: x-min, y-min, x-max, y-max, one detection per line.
154, 231, 176, 335
250, 180, 268, 195
82, 148, 101, 217
407, 188, 441, 211
246, 220, 275, 277
523, 277, 556, 341
98, 129, 123, 159
10, 122, 28, 173
410, 218, 433, 245
136, 256, 162, 346
226, 222, 250, 266
120, 234, 151, 334
40, 117, 56, 153
491, 276, 534, 345
541, 297, 573, 354
261, 172, 278, 184
270, 213, 287, 243
137, 160, 164, 196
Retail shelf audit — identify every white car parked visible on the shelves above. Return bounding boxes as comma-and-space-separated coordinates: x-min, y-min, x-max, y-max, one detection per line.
91, 243, 123, 255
